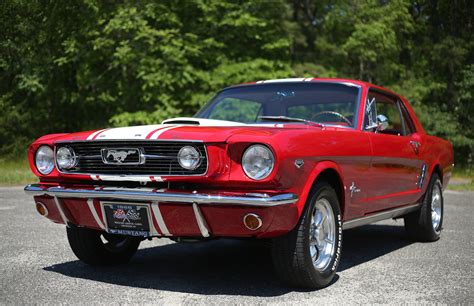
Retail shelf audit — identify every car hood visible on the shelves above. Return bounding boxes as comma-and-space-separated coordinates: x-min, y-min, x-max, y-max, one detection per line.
47, 117, 313, 144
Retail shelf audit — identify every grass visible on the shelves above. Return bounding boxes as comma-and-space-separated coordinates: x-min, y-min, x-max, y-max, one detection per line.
447, 168, 474, 191
0, 158, 472, 191
0, 158, 37, 186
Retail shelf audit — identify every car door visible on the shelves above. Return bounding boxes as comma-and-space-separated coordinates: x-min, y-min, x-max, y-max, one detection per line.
364, 89, 424, 213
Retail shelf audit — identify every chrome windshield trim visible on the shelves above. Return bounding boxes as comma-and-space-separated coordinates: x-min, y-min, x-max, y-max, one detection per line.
200, 81, 362, 130
24, 184, 298, 207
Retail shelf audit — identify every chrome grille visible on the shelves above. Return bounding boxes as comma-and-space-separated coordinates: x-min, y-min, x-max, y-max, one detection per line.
56, 141, 207, 176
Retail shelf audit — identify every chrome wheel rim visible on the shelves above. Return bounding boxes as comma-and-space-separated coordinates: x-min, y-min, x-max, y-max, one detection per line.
431, 182, 442, 232
309, 198, 336, 271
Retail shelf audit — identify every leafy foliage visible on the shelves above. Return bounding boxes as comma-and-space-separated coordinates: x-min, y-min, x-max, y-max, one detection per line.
0, 0, 472, 166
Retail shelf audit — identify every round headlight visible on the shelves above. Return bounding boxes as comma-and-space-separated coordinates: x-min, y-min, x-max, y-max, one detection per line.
242, 144, 275, 180
35, 145, 54, 175
56, 147, 77, 170
178, 146, 201, 170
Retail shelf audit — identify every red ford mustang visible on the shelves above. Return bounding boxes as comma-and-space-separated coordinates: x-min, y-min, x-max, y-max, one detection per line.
25, 78, 453, 288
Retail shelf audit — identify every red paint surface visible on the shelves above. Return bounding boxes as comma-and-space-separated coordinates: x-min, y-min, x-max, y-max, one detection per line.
32, 195, 300, 238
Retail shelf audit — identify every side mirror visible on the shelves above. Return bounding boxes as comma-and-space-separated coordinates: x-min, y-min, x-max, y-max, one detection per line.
376, 114, 388, 131
365, 114, 389, 131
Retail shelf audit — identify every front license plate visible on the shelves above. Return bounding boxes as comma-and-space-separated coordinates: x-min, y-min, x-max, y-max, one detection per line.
102, 202, 151, 237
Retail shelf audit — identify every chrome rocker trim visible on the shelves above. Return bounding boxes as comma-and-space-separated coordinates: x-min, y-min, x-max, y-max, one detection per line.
342, 203, 421, 230
24, 184, 298, 207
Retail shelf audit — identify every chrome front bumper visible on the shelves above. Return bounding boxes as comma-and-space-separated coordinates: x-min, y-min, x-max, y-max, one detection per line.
24, 184, 298, 207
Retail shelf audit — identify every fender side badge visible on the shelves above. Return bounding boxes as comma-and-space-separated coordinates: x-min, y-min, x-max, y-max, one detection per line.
295, 159, 304, 168
349, 182, 361, 198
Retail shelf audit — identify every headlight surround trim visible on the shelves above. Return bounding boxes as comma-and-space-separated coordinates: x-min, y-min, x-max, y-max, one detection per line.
241, 144, 275, 180
35, 145, 55, 175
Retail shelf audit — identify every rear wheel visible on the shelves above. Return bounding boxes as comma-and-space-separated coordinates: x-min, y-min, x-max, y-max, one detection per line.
404, 173, 443, 242
272, 181, 342, 289
66, 226, 141, 265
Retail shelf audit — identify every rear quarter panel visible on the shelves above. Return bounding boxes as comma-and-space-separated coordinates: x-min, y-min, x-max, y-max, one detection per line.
420, 135, 454, 189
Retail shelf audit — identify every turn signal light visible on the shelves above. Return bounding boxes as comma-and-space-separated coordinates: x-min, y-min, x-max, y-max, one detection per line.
243, 213, 262, 230
36, 202, 48, 217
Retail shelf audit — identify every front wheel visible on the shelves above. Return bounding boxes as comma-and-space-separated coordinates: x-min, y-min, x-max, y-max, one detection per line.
404, 172, 444, 242
272, 181, 342, 289
67, 226, 141, 265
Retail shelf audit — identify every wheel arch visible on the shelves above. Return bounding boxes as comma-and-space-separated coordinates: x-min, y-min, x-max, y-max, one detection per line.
297, 161, 346, 219
431, 163, 442, 183
419, 162, 443, 198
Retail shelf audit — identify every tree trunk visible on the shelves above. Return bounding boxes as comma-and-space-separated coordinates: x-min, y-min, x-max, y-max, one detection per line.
359, 59, 364, 81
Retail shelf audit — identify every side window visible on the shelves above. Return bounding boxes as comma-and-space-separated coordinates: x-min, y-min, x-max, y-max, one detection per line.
365, 90, 404, 136
399, 102, 416, 135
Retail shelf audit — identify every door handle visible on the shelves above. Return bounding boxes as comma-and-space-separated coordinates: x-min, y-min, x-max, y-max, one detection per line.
410, 140, 421, 154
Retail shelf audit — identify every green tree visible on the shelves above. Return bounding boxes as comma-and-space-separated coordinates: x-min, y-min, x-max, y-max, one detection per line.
0, 0, 472, 166
0, 0, 292, 156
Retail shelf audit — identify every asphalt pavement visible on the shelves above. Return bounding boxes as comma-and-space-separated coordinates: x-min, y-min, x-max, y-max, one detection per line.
0, 186, 472, 304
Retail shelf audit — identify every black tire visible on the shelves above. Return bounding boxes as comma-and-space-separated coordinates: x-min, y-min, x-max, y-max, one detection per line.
404, 172, 443, 242
272, 181, 342, 289
66, 226, 141, 265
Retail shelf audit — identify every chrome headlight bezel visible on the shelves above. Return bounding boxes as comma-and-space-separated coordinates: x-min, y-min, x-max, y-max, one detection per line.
56, 147, 77, 170
177, 146, 202, 170
242, 144, 275, 180
35, 145, 55, 175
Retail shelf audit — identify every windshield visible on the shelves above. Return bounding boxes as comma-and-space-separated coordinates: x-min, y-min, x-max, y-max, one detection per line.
195, 82, 360, 127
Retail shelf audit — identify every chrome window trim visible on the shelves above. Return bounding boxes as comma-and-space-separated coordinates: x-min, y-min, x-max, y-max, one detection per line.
363, 87, 407, 135
197, 81, 362, 130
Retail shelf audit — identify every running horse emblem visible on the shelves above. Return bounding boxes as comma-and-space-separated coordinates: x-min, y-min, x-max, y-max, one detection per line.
106, 150, 136, 163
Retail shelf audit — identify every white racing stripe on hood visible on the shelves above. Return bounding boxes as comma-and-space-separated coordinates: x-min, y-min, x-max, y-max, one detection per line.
87, 118, 286, 141
91, 124, 166, 140
149, 125, 180, 139
87, 129, 108, 140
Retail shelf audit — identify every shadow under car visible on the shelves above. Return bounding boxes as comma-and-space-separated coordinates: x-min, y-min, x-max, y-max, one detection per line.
43, 223, 412, 296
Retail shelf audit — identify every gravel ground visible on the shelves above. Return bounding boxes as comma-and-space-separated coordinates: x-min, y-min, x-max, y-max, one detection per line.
0, 187, 472, 304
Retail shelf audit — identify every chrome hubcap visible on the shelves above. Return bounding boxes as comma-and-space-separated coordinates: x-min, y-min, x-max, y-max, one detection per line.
431, 182, 442, 232
309, 198, 336, 271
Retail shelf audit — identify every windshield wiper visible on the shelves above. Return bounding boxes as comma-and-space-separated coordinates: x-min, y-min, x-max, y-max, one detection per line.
258, 116, 324, 127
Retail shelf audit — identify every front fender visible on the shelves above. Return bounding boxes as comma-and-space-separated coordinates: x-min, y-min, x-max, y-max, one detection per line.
296, 161, 345, 216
